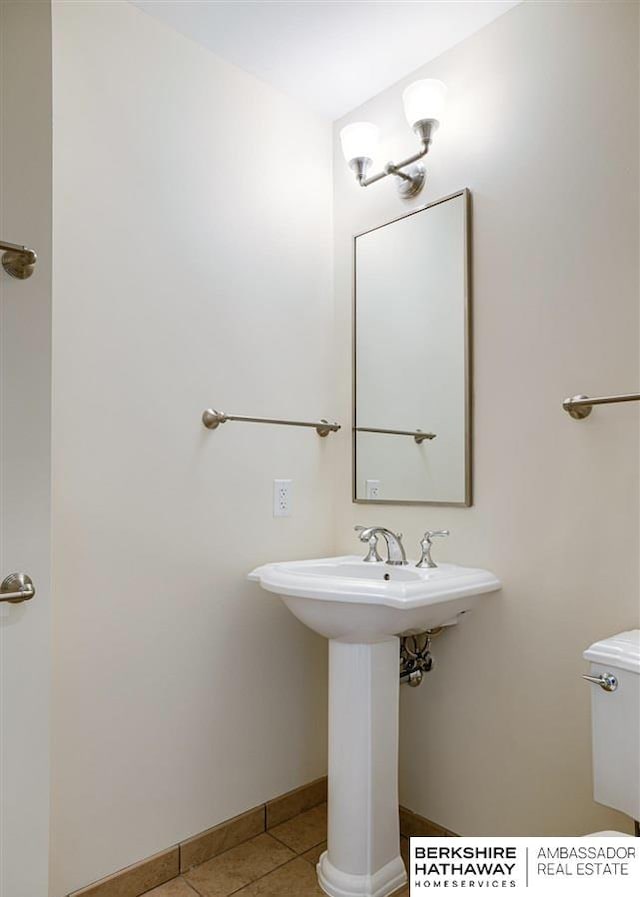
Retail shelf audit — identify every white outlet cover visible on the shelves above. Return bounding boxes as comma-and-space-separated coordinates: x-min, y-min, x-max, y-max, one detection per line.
273, 479, 292, 517
365, 479, 381, 500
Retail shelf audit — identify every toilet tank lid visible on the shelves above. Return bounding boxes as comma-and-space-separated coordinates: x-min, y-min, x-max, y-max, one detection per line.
583, 630, 640, 674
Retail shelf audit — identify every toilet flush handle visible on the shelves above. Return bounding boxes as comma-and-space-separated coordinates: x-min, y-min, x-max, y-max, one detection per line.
582, 672, 618, 693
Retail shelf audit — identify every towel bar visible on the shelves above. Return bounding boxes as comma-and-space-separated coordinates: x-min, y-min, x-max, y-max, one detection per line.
202, 409, 340, 437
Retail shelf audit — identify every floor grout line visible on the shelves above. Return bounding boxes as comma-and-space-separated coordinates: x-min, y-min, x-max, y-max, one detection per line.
265, 828, 320, 854
179, 879, 202, 897
181, 837, 301, 897
228, 856, 305, 896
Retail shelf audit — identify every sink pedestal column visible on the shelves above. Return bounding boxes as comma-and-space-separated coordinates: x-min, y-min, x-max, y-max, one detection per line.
318, 637, 407, 897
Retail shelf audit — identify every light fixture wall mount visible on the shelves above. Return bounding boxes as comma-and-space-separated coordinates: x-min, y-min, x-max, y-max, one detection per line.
341, 80, 446, 199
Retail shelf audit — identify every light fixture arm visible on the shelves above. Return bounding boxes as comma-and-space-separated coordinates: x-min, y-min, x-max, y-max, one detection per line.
359, 137, 429, 186
352, 119, 438, 198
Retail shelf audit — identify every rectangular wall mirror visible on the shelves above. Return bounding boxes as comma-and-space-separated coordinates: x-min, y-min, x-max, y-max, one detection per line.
353, 189, 471, 506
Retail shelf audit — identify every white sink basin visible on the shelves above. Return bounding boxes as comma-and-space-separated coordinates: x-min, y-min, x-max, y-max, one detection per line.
249, 554, 501, 641
249, 552, 500, 897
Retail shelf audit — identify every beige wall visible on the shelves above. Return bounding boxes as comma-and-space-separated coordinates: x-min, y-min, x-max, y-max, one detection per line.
333, 0, 639, 836
50, 2, 333, 894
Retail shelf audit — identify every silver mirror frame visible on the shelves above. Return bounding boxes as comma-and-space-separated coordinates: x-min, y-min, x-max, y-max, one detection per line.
352, 188, 472, 507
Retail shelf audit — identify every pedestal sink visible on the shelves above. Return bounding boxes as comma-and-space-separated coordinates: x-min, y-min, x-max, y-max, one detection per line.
249, 555, 501, 897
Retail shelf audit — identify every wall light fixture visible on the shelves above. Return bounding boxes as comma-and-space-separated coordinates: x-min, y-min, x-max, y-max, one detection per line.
340, 79, 446, 198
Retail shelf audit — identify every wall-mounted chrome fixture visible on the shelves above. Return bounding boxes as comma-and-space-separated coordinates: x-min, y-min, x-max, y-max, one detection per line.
340, 79, 446, 199
563, 392, 640, 419
1, 240, 37, 280
202, 408, 340, 437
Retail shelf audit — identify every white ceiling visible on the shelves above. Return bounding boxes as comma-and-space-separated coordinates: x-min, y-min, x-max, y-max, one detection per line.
131, 0, 520, 120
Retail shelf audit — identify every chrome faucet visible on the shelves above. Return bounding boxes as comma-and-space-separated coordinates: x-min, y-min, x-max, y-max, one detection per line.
416, 530, 449, 568
355, 526, 407, 566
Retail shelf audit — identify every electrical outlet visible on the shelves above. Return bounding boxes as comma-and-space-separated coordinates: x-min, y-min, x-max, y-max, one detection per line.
273, 479, 292, 517
365, 479, 381, 500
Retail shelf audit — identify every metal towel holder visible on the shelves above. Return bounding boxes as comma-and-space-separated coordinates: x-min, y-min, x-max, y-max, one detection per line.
202, 409, 340, 437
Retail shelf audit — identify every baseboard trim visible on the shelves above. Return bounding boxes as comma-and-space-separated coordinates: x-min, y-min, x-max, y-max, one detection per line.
68, 776, 328, 896
68, 846, 180, 897
399, 805, 458, 838
67, 784, 454, 896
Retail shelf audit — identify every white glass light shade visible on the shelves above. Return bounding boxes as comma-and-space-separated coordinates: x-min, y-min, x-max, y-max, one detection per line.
340, 122, 380, 163
402, 79, 446, 127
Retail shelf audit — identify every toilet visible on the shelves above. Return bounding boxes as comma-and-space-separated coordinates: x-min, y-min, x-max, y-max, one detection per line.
582, 629, 640, 836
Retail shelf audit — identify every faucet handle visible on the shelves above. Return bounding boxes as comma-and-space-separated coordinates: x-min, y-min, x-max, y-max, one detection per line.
363, 535, 383, 563
416, 530, 450, 568
354, 525, 383, 562
354, 525, 381, 539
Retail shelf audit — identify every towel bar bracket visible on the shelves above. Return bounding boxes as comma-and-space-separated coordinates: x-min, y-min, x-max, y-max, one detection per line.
563, 393, 640, 419
563, 394, 593, 420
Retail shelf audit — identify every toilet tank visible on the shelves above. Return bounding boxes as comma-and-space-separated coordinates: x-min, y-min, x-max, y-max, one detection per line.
583, 630, 640, 821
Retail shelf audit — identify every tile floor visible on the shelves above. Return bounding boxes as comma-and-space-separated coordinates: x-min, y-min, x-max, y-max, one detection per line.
143, 803, 410, 897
